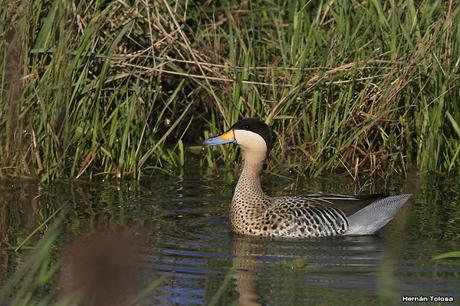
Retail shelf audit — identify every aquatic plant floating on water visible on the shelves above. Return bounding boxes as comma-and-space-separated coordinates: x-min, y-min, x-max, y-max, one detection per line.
204, 118, 412, 239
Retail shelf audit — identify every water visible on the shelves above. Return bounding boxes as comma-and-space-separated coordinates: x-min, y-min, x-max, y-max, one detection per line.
1, 166, 459, 305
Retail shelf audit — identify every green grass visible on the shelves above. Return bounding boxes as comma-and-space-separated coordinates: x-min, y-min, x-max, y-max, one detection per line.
434, 251, 460, 260
1, 0, 460, 181
0, 211, 65, 305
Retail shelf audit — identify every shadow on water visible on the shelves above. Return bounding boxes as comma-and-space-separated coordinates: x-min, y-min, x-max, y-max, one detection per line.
0, 168, 460, 305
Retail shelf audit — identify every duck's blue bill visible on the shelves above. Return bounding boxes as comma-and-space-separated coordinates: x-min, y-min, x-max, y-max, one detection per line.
203, 129, 236, 146
203, 136, 236, 146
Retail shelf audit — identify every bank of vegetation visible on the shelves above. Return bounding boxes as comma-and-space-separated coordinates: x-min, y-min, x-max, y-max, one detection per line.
1, 0, 459, 180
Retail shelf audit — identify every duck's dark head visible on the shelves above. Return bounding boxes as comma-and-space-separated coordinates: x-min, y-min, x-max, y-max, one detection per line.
203, 118, 275, 158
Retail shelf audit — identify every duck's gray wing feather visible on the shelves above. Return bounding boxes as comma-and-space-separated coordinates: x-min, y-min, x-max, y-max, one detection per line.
345, 194, 412, 235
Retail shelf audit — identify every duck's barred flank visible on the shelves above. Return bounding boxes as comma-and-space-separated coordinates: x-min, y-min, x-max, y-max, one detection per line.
230, 161, 349, 238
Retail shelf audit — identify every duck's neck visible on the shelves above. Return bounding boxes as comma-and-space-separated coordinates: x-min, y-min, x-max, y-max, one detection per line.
231, 151, 269, 214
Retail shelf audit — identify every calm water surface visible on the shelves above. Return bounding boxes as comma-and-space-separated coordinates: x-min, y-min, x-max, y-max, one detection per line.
1, 166, 459, 305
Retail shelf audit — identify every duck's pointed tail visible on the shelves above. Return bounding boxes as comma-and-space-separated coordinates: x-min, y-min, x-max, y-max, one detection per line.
344, 194, 412, 236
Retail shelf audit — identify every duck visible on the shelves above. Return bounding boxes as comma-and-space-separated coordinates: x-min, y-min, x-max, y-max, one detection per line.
204, 118, 412, 239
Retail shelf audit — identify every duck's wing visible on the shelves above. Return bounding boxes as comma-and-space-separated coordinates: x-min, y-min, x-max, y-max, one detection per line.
265, 197, 349, 238
267, 194, 411, 237
289, 193, 388, 215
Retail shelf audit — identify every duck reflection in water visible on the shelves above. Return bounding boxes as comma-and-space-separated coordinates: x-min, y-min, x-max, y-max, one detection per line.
230, 234, 387, 306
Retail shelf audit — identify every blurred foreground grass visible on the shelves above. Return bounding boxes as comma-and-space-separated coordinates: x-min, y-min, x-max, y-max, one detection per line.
0, 209, 164, 306
1, 0, 459, 181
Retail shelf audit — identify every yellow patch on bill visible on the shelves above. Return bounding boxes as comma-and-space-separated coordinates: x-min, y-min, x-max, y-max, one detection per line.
218, 129, 235, 141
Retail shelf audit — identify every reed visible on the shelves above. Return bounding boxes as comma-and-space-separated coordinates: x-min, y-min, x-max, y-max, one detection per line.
1, 0, 459, 181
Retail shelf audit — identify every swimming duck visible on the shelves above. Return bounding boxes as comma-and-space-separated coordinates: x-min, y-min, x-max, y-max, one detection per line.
204, 118, 411, 239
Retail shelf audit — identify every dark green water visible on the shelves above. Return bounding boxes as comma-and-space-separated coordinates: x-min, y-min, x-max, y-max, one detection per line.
1, 167, 459, 305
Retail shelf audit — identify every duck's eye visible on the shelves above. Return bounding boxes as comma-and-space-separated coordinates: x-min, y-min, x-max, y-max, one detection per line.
242, 125, 249, 130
